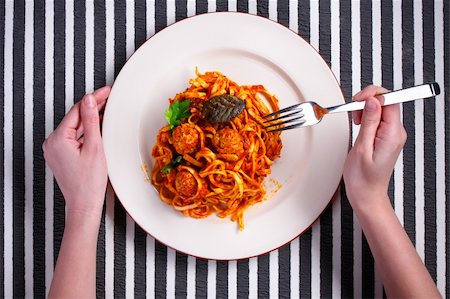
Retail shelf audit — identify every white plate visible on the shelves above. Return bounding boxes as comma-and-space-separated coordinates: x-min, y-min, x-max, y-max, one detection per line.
103, 12, 349, 260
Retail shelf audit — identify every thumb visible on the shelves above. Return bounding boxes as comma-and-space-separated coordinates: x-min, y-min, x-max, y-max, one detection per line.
80, 94, 101, 151
354, 97, 382, 150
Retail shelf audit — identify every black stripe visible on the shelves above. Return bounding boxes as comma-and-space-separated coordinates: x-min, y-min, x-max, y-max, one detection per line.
175, 252, 187, 298
277, 0, 289, 28
12, 0, 25, 297
134, 0, 146, 49
133, 2, 147, 298
154, 1, 166, 33
134, 226, 147, 297
360, 1, 376, 298
382, 0, 395, 208
74, 0, 86, 101
358, 0, 375, 295
216, 0, 227, 12
319, 1, 333, 297
154, 240, 167, 298
339, 0, 354, 297
298, 0, 309, 42
237, 0, 248, 13
93, 0, 106, 297
278, 245, 290, 298
257, 253, 269, 298
299, 230, 311, 298
195, 258, 208, 298
445, 0, 450, 296
196, 0, 208, 15
257, 0, 268, 18
0, 0, 5, 295
298, 7, 311, 295
216, 261, 228, 299
33, 0, 47, 297
52, 0, 67, 267
422, 0, 437, 282
175, 0, 186, 22
237, 259, 249, 298
113, 2, 127, 297
401, 0, 416, 245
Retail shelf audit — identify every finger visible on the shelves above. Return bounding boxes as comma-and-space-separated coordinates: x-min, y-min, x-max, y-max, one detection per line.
80, 94, 102, 152
352, 110, 362, 125
354, 97, 382, 151
353, 85, 389, 102
92, 86, 111, 111
55, 87, 109, 133
380, 103, 402, 125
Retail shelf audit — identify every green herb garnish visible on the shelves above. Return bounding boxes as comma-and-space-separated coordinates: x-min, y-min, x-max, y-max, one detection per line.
164, 99, 191, 129
161, 155, 183, 174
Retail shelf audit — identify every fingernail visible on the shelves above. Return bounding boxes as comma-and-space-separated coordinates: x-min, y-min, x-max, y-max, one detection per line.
85, 95, 95, 108
364, 99, 376, 112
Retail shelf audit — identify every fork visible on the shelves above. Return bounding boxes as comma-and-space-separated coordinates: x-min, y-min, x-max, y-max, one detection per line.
263, 83, 441, 132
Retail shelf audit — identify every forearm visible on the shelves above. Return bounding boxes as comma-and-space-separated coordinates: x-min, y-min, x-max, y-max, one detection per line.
353, 195, 441, 298
48, 209, 102, 299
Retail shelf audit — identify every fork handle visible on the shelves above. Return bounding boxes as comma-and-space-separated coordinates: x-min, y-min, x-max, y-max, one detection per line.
328, 83, 440, 114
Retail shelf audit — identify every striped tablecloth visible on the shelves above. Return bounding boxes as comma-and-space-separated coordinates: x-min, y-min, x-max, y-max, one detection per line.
1, 0, 449, 298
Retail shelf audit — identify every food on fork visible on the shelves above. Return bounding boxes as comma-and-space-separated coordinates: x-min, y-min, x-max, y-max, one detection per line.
150, 69, 283, 230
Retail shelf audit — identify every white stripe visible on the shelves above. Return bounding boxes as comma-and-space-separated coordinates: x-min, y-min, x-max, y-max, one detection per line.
434, 0, 445, 294
125, 3, 135, 298
372, 0, 381, 86
187, 255, 196, 299
208, 0, 216, 13
105, 0, 115, 86
393, 0, 404, 226
330, 2, 341, 297
4, 2, 14, 298
207, 260, 216, 298
85, 0, 94, 92
228, 0, 237, 12
65, 0, 74, 111
24, 1, 34, 297
309, 0, 319, 51
289, 0, 299, 34
414, 0, 425, 262
166, 0, 175, 27
125, 215, 135, 299
146, 235, 155, 298
45, 1, 55, 295
187, 0, 196, 17
310, 222, 320, 299
268, 0, 277, 22
146, 0, 155, 38
248, 257, 257, 299
351, 1, 362, 298
105, 186, 115, 299
166, 248, 176, 299
269, 250, 279, 298
248, 0, 257, 15
228, 260, 237, 299
290, 238, 299, 298
309, 2, 320, 298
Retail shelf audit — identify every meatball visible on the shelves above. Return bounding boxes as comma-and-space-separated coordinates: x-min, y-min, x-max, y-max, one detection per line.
212, 127, 244, 155
172, 124, 199, 154
175, 171, 197, 197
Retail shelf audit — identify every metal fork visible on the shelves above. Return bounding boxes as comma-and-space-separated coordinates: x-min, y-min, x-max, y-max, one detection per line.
263, 83, 440, 132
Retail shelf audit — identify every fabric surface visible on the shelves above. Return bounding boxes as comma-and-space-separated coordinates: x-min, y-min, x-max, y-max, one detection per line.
1, 0, 449, 298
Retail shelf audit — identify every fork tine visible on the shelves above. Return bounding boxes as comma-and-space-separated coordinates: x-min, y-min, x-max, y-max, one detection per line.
263, 110, 304, 124
262, 103, 302, 119
265, 115, 305, 129
266, 120, 307, 133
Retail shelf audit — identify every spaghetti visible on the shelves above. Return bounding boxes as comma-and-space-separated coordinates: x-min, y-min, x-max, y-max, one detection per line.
151, 70, 282, 230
